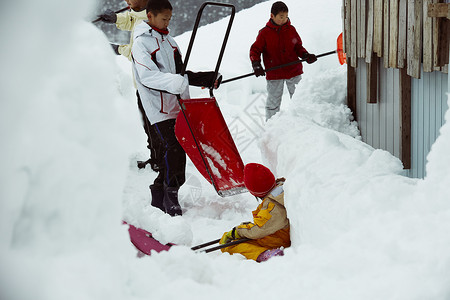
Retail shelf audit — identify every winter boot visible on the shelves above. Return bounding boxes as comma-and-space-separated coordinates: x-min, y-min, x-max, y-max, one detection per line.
163, 185, 182, 216
150, 184, 165, 212
256, 248, 284, 262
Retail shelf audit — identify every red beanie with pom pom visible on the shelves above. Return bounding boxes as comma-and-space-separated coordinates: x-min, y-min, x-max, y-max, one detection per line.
244, 163, 276, 198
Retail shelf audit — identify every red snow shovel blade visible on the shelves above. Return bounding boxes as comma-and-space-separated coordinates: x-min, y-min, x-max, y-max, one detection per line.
125, 223, 173, 256
175, 97, 246, 197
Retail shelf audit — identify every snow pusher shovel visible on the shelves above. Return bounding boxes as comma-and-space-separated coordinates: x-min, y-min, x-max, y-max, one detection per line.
221, 32, 347, 84
175, 2, 246, 197
126, 221, 251, 256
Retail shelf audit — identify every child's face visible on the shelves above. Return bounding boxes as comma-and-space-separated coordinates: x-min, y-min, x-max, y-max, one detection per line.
271, 11, 288, 26
128, 0, 145, 11
147, 9, 172, 31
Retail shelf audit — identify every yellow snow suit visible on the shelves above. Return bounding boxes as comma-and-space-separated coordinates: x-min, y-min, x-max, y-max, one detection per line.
115, 9, 148, 61
221, 179, 290, 261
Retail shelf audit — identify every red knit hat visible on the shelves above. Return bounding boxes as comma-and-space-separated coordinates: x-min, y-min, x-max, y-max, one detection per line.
244, 163, 276, 198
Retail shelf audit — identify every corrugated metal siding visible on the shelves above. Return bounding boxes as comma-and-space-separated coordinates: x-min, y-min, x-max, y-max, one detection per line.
355, 58, 449, 179
406, 69, 449, 178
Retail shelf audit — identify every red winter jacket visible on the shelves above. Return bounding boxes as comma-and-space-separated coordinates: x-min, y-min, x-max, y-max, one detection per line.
250, 19, 309, 80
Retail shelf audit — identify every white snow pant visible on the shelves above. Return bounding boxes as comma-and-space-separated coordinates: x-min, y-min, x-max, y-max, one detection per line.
265, 75, 302, 121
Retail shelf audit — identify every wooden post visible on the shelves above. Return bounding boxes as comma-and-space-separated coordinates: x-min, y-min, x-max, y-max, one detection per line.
398, 0, 408, 68
399, 68, 411, 169
389, 0, 399, 68
367, 55, 379, 103
374, 0, 383, 57
347, 63, 357, 121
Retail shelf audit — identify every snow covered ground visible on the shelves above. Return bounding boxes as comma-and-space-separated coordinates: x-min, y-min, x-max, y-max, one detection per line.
2, 0, 450, 300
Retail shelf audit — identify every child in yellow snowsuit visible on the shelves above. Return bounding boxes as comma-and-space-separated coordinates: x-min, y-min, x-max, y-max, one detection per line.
220, 163, 290, 262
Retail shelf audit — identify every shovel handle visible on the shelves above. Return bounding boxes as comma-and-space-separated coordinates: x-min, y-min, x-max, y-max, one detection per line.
92, 6, 130, 23
221, 50, 337, 84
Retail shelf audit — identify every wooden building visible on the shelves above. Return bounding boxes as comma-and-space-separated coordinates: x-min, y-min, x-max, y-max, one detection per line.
342, 0, 450, 178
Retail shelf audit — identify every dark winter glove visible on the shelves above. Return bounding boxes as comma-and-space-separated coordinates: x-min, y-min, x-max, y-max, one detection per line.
252, 61, 265, 77
97, 9, 117, 23
303, 53, 317, 64
219, 227, 241, 244
110, 44, 120, 55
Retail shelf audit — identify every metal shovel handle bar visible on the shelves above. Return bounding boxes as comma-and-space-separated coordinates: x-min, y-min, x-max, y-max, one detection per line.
191, 238, 251, 253
92, 6, 130, 23
221, 50, 337, 84
181, 1, 235, 98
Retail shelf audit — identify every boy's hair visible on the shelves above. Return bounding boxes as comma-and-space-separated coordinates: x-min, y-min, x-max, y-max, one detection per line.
146, 0, 173, 15
271, 1, 288, 16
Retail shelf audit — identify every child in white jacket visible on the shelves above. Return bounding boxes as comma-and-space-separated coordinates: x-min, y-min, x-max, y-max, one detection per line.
132, 0, 220, 216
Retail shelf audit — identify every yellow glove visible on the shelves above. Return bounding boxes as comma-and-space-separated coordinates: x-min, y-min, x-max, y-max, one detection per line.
219, 227, 240, 244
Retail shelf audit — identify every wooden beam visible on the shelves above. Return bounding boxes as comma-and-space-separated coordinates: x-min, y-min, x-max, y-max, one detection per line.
374, 0, 383, 57
427, 3, 450, 18
347, 63, 357, 121
367, 55, 379, 103
399, 68, 411, 170
389, 0, 399, 68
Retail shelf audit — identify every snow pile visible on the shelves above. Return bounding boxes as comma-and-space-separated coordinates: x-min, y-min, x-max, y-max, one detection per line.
1, 0, 450, 299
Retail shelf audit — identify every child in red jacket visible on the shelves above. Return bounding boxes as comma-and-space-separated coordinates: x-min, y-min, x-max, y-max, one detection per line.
250, 1, 317, 121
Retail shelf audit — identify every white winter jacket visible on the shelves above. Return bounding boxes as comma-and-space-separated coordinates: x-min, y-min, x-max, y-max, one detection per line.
132, 22, 189, 125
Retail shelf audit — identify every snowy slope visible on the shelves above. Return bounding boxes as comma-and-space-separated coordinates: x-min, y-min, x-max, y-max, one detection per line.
2, 0, 450, 300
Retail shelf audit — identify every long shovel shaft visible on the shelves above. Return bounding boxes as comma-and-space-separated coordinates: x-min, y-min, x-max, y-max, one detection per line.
92, 6, 130, 23
191, 239, 221, 251
202, 238, 251, 253
221, 50, 337, 84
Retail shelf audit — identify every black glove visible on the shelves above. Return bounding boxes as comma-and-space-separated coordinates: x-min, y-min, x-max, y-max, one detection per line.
303, 53, 317, 64
110, 43, 120, 55
252, 61, 266, 77
97, 9, 117, 23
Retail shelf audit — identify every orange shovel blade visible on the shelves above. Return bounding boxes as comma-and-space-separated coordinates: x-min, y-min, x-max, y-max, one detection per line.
337, 32, 347, 65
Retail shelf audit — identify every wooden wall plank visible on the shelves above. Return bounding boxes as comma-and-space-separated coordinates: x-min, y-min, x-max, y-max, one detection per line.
359, 0, 367, 58
384, 0, 390, 68
398, 0, 408, 68
423, 0, 434, 72
399, 68, 411, 169
389, 0, 399, 68
366, 0, 375, 63
407, 0, 423, 78
351, 0, 358, 67
344, 0, 351, 55
374, 0, 384, 57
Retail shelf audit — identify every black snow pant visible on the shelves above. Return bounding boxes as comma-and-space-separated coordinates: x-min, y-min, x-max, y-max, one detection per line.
137, 91, 163, 165
152, 119, 186, 188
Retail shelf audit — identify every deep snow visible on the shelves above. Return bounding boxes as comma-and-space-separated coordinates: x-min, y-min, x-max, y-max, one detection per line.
1, 0, 450, 300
